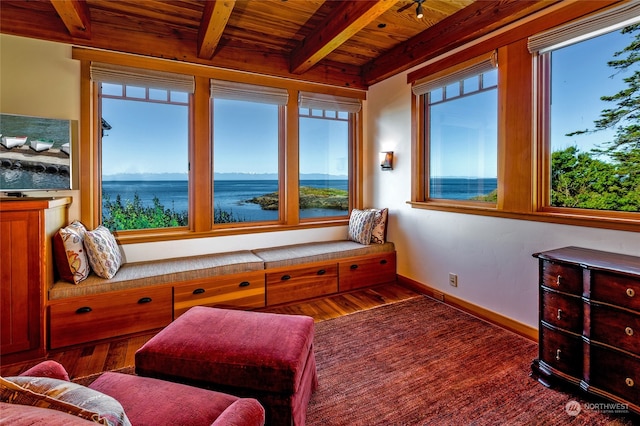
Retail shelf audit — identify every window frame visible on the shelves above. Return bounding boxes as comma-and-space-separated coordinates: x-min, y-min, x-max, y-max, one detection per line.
98, 81, 192, 232
534, 25, 640, 221
75, 49, 365, 243
412, 52, 500, 209
407, 1, 639, 233
298, 106, 353, 222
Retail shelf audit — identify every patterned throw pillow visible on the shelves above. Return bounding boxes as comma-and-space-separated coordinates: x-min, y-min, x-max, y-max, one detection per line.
84, 226, 123, 279
53, 221, 91, 284
0, 376, 131, 426
369, 208, 388, 244
347, 209, 377, 245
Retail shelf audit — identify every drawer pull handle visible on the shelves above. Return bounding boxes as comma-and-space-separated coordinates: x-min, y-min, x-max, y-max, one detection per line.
239, 281, 250, 287
625, 327, 634, 336
281, 275, 291, 281
350, 264, 359, 270
138, 297, 152, 304
557, 309, 562, 320
193, 288, 205, 295
556, 275, 562, 286
317, 269, 326, 275
76, 307, 92, 314
627, 288, 636, 298
380, 259, 387, 265
555, 349, 562, 361
626, 378, 635, 387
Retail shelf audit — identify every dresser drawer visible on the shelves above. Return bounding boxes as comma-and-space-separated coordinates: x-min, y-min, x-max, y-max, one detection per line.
588, 344, 640, 405
590, 271, 640, 312
541, 288, 582, 333
587, 302, 640, 355
541, 261, 582, 295
174, 271, 265, 317
540, 324, 582, 379
339, 252, 396, 292
266, 263, 338, 306
49, 287, 172, 349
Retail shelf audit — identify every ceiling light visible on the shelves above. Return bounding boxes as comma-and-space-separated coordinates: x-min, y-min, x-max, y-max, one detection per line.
416, 0, 424, 19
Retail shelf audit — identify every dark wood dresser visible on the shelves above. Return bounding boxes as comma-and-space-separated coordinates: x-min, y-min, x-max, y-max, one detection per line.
532, 246, 640, 415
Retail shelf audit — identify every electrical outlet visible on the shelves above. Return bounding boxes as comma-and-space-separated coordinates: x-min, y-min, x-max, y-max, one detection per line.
449, 273, 458, 287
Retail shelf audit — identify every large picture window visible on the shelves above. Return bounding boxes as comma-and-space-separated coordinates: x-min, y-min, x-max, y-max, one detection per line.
413, 54, 498, 204
531, 4, 640, 214
298, 92, 359, 219
211, 80, 286, 224
94, 64, 193, 231
79, 50, 364, 242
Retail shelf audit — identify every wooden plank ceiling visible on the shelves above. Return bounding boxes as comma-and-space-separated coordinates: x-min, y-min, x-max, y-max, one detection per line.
0, 0, 559, 90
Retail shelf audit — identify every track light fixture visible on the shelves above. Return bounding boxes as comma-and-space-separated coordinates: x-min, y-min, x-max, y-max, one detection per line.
416, 0, 425, 19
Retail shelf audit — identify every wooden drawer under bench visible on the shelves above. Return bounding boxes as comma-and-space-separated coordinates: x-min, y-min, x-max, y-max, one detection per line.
174, 270, 265, 317
48, 286, 173, 349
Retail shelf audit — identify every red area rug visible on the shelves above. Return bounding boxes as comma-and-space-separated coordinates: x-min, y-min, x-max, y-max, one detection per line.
306, 296, 634, 425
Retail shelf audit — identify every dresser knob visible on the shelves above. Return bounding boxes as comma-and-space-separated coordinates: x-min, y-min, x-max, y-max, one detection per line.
557, 309, 563, 320
625, 327, 634, 336
626, 378, 634, 387
555, 349, 562, 361
627, 288, 636, 298
556, 275, 562, 286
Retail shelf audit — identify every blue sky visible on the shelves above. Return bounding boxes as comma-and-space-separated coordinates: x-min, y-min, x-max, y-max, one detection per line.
100, 26, 635, 179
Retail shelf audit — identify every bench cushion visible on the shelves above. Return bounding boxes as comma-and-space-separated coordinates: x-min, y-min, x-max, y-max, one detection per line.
252, 240, 395, 268
49, 251, 264, 300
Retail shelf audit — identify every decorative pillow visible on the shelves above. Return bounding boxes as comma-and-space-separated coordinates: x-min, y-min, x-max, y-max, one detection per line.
53, 221, 90, 284
347, 209, 377, 245
368, 208, 388, 244
0, 376, 131, 426
84, 226, 122, 279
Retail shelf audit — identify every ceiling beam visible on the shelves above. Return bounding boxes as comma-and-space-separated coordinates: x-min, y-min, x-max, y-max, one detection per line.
363, 0, 560, 85
290, 0, 399, 75
49, 0, 91, 39
198, 0, 235, 60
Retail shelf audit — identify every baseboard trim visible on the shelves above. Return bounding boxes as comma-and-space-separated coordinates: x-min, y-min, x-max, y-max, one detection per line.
398, 275, 538, 342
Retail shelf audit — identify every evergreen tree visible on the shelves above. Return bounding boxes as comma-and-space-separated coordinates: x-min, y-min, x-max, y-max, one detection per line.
558, 24, 640, 211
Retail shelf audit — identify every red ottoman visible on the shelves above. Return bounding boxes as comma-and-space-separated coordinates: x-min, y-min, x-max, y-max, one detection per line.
135, 306, 318, 426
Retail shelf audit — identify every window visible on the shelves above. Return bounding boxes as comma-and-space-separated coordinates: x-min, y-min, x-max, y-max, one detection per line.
93, 64, 193, 231
531, 3, 640, 214
413, 54, 498, 204
298, 92, 359, 219
211, 81, 287, 224
79, 49, 365, 241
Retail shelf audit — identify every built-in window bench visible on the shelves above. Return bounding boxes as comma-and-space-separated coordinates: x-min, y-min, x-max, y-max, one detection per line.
46, 241, 396, 349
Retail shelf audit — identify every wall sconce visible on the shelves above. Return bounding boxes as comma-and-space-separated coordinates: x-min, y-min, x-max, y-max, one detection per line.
380, 151, 393, 170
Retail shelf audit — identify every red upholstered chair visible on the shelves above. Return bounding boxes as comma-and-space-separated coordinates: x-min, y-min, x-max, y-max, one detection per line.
2, 360, 265, 426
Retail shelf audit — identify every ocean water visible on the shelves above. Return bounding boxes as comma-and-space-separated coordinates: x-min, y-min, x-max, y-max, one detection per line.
102, 179, 350, 221
430, 177, 497, 200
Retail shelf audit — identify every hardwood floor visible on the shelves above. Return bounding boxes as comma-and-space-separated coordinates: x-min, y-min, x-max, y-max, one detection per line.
0, 283, 420, 379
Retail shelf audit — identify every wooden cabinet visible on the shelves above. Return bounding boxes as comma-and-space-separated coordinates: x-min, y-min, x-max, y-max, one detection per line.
532, 246, 640, 415
174, 271, 265, 317
0, 197, 70, 363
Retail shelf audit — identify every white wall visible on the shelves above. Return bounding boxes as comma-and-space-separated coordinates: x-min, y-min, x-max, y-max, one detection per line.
365, 70, 640, 329
0, 34, 81, 218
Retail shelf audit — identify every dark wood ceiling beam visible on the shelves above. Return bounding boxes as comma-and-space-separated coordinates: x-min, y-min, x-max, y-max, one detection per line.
290, 0, 399, 75
198, 0, 235, 60
49, 0, 91, 39
363, 0, 560, 85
